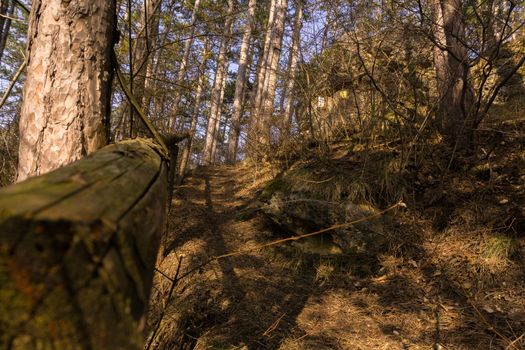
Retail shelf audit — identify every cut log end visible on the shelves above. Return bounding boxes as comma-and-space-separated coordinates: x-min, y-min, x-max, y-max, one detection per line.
0, 138, 169, 350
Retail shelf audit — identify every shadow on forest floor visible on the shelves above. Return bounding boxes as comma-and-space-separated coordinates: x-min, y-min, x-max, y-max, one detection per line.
146, 124, 525, 350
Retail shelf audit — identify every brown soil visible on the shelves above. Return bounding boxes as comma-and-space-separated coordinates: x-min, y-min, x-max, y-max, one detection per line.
146, 158, 525, 350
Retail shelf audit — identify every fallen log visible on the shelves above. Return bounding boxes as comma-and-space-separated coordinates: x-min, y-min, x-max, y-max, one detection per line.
0, 138, 170, 350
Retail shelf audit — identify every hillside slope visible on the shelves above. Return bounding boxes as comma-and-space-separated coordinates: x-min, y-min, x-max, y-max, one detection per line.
145, 154, 525, 349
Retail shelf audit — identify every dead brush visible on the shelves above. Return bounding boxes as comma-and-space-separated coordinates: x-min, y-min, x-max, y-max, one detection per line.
378, 156, 407, 202
284, 166, 374, 204
0, 127, 17, 186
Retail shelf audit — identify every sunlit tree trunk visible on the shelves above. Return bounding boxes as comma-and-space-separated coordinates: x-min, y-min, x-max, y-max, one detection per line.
146, 29, 171, 126
210, 70, 228, 161
17, 0, 117, 181
281, 0, 303, 139
203, 0, 235, 164
133, 0, 162, 122
431, 0, 475, 147
169, 0, 202, 130
250, 0, 277, 146
226, 0, 256, 163
178, 39, 209, 179
248, 46, 263, 126
142, 46, 159, 117
259, 0, 287, 145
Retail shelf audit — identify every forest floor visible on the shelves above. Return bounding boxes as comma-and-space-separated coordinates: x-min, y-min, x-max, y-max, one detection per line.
146, 143, 525, 349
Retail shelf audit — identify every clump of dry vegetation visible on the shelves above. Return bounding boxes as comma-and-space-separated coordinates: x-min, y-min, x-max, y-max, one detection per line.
0, 125, 18, 186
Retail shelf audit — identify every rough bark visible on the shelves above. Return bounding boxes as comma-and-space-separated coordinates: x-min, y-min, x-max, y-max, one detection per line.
17, 0, 117, 181
226, 0, 256, 163
203, 0, 235, 164
169, 0, 202, 131
178, 39, 209, 180
431, 0, 475, 147
281, 0, 302, 139
0, 138, 169, 350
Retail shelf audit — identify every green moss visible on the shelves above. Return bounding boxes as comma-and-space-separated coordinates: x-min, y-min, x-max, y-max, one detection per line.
483, 235, 517, 261
261, 178, 288, 199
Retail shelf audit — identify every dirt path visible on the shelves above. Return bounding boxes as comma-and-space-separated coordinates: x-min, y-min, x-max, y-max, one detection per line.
146, 165, 516, 350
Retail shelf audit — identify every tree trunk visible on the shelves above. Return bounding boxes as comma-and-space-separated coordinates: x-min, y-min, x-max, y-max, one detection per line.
203, 0, 235, 164
250, 0, 277, 147
281, 0, 303, 140
146, 29, 172, 125
0, 0, 8, 43
0, 0, 13, 64
132, 0, 162, 127
247, 45, 264, 150
210, 69, 228, 162
226, 0, 256, 163
142, 46, 159, 118
1, 138, 169, 350
178, 39, 209, 180
169, 0, 202, 131
17, 0, 117, 181
431, 0, 475, 147
258, 0, 287, 145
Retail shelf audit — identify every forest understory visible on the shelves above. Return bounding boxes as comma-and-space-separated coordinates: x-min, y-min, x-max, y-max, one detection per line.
1, 0, 525, 349
146, 113, 525, 350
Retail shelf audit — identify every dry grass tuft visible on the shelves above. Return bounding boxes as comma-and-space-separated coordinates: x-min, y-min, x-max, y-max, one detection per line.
0, 127, 18, 186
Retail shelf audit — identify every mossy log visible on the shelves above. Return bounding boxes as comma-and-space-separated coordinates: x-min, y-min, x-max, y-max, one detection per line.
0, 139, 170, 350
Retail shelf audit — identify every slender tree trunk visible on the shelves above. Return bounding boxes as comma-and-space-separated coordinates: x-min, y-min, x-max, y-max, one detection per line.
168, 0, 202, 130
216, 110, 229, 161
0, 0, 8, 43
132, 0, 162, 125
0, 0, 13, 64
250, 0, 277, 145
321, 10, 329, 53
210, 69, 228, 162
17, 0, 117, 181
178, 39, 209, 180
146, 29, 172, 125
281, 0, 303, 139
431, 0, 475, 147
142, 46, 159, 117
203, 0, 235, 164
247, 45, 264, 139
258, 0, 287, 145
227, 0, 256, 162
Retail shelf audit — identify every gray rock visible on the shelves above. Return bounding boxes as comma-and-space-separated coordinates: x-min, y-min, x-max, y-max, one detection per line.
262, 191, 385, 253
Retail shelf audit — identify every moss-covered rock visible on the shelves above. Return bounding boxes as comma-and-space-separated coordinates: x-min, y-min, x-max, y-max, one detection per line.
260, 178, 289, 200
262, 191, 386, 254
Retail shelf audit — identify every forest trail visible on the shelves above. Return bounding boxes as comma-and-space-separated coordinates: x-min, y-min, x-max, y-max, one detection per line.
147, 165, 517, 350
